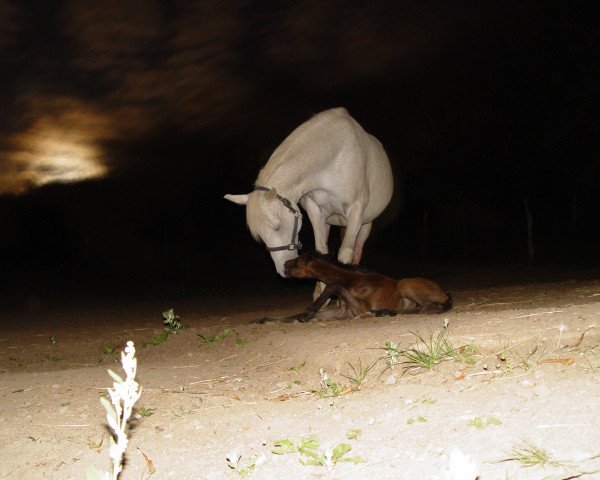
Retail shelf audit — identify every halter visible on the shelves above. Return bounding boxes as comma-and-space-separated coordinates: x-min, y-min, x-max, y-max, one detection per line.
254, 185, 303, 252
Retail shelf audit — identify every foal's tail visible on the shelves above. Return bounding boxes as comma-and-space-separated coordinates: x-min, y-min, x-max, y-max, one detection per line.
442, 291, 453, 312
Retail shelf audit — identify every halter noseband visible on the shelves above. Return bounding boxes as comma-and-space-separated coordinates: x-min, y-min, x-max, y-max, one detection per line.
254, 185, 303, 252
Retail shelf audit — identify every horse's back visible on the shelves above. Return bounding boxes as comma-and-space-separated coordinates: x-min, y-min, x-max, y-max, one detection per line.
266, 107, 383, 168
257, 107, 395, 223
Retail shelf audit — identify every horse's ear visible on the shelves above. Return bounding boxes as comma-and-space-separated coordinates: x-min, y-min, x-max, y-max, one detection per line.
224, 193, 249, 205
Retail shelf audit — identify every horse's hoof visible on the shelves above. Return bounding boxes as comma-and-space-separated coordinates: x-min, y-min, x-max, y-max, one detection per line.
250, 317, 267, 325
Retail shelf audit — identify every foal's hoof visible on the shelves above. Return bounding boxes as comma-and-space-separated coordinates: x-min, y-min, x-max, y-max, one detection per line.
292, 312, 313, 323
250, 317, 268, 325
372, 309, 397, 317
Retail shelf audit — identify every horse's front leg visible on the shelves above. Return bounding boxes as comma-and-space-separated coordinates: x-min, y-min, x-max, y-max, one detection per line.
303, 197, 331, 300
338, 203, 366, 264
340, 222, 372, 265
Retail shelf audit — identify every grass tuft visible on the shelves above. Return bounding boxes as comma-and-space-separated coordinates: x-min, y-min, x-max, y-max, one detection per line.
340, 358, 377, 389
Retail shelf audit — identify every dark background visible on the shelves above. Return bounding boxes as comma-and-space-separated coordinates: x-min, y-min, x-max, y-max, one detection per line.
1, 1, 598, 306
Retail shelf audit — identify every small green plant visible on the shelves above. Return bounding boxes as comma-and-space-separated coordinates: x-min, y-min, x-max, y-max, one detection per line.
407, 416, 427, 425
290, 361, 306, 373
102, 345, 120, 362
86, 341, 142, 480
273, 435, 320, 458
162, 308, 185, 334
340, 359, 376, 389
421, 397, 437, 406
381, 341, 400, 369
172, 402, 201, 417
468, 416, 502, 429
197, 327, 246, 345
448, 343, 477, 365
143, 331, 170, 347
496, 442, 557, 468
273, 436, 365, 470
346, 428, 362, 440
143, 309, 188, 347
400, 329, 455, 372
87, 435, 104, 450
314, 368, 344, 397
496, 442, 600, 478
137, 406, 156, 417
226, 451, 265, 478
499, 343, 548, 373
398, 322, 478, 374
43, 355, 63, 363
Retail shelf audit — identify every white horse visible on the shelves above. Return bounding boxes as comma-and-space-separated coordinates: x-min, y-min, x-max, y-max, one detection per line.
225, 107, 394, 277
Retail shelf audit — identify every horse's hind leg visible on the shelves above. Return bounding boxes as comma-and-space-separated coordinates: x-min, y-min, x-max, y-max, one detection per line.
352, 222, 372, 265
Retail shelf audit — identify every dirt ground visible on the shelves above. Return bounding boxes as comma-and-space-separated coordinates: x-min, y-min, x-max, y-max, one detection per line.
1, 272, 600, 480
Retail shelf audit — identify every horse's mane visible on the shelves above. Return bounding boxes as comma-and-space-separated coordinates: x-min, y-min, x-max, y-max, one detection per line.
246, 190, 269, 241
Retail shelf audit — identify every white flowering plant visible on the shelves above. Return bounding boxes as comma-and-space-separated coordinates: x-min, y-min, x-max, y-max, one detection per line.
87, 341, 142, 480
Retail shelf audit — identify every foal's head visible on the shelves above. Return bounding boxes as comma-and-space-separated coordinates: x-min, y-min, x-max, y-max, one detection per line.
284, 251, 332, 278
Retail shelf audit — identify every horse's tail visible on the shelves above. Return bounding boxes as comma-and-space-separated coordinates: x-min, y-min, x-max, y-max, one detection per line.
442, 291, 453, 312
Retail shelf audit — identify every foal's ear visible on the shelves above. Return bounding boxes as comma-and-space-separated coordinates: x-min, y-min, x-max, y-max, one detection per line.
224, 193, 250, 205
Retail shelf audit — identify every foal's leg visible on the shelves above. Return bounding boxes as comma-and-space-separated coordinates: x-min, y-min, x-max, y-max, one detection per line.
250, 285, 366, 324
298, 284, 340, 321
249, 285, 339, 325
321, 285, 370, 318
297, 284, 368, 321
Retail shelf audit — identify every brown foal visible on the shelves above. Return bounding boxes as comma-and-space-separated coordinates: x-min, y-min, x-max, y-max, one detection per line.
252, 252, 452, 324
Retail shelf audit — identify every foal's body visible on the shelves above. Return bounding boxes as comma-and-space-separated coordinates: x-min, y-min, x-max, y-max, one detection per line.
253, 253, 452, 324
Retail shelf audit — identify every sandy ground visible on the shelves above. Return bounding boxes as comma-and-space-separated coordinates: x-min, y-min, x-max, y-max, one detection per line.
1, 274, 600, 480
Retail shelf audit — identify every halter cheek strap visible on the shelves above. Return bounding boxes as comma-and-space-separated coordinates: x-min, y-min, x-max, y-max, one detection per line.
254, 185, 303, 252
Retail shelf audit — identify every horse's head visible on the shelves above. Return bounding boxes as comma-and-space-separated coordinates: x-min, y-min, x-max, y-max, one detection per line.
224, 187, 303, 277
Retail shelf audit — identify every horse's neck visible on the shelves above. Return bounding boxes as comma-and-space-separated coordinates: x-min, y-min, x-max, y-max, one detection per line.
313, 261, 355, 285
257, 159, 311, 204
